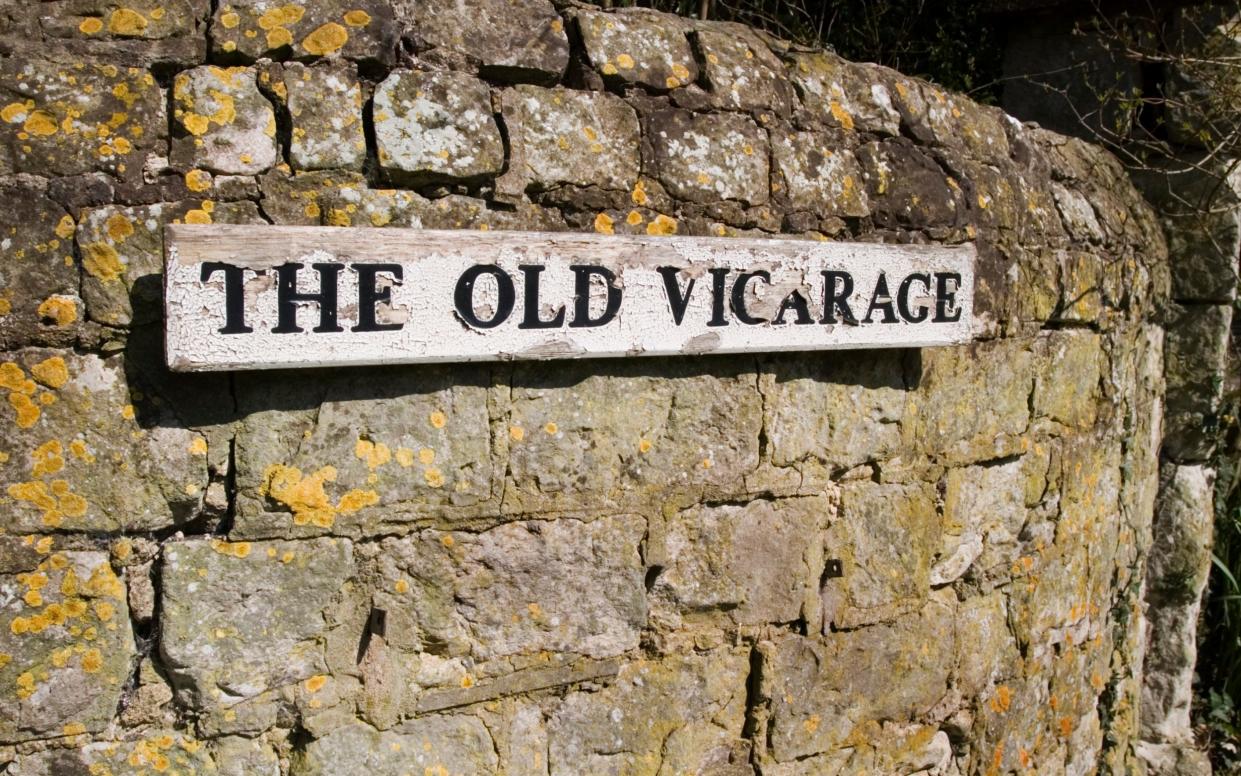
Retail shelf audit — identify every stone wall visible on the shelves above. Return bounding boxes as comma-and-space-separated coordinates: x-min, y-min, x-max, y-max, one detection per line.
0, 1, 1171, 773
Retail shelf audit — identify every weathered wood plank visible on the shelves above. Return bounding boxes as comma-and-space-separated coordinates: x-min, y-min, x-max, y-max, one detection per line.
164, 224, 975, 371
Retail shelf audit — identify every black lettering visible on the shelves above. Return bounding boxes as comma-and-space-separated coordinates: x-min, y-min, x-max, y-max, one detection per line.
896, 273, 931, 323
454, 264, 515, 329
518, 265, 565, 329
862, 272, 898, 324
272, 262, 344, 333
773, 289, 813, 325
352, 264, 404, 332
820, 270, 855, 324
708, 268, 730, 327
200, 262, 254, 334
569, 265, 622, 328
731, 271, 771, 325
934, 272, 962, 322
658, 267, 696, 326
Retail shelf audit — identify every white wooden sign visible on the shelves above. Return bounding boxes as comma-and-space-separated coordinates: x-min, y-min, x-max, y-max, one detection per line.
164, 225, 975, 372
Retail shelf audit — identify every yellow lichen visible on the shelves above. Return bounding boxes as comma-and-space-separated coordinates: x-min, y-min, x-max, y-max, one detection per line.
631, 180, 648, 205
262, 464, 342, 527
81, 648, 103, 672
183, 209, 212, 224
267, 26, 294, 48
544, 421, 558, 435
828, 100, 854, 130
304, 674, 327, 693
104, 213, 133, 242
509, 425, 525, 442
616, 53, 635, 69
646, 214, 677, 236
31, 440, 64, 477
108, 8, 149, 36
220, 10, 240, 28
258, 4, 305, 29
83, 242, 124, 282
24, 111, 58, 137
343, 9, 370, 26
423, 468, 445, 488
54, 214, 76, 240
338, 488, 379, 513
79, 17, 104, 34
185, 169, 212, 192
9, 393, 40, 428
188, 437, 208, 455
302, 22, 347, 55
625, 210, 643, 226
354, 438, 391, 469
30, 356, 68, 389
593, 212, 614, 235
429, 411, 446, 429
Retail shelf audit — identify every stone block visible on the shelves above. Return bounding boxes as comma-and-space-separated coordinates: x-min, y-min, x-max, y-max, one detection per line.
373, 70, 504, 185
0, 59, 165, 179
762, 595, 955, 763
857, 139, 960, 229
503, 362, 762, 513
400, 0, 568, 83
283, 61, 365, 171
764, 350, 905, 470
823, 480, 938, 627
232, 366, 492, 536
322, 187, 567, 231
574, 9, 697, 91
931, 458, 1026, 586
789, 52, 900, 135
0, 179, 80, 350
172, 66, 279, 175
547, 649, 750, 775
374, 516, 646, 661
8, 731, 214, 774
650, 496, 828, 627
647, 108, 769, 205
77, 200, 264, 326
2, 0, 207, 68
294, 717, 498, 775
920, 83, 1011, 161
160, 538, 355, 726
1147, 463, 1215, 607
1, 349, 207, 533
257, 167, 366, 225
693, 23, 793, 114
0, 549, 133, 742
1033, 329, 1102, 430
1163, 302, 1233, 461
909, 338, 1033, 464
211, 0, 396, 63
770, 129, 868, 218
497, 85, 640, 194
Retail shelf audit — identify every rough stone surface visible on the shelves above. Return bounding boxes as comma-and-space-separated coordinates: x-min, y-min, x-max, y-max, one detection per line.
574, 9, 698, 91
1, 349, 207, 533
172, 66, 279, 175
373, 70, 504, 184
295, 717, 498, 775
790, 52, 901, 135
211, 0, 396, 64
498, 85, 640, 195
8, 731, 215, 774
401, 0, 569, 83
1163, 302, 1233, 461
282, 61, 366, 171
0, 549, 133, 742
771, 128, 869, 217
0, 180, 80, 349
694, 23, 793, 113
648, 108, 769, 205
0, 59, 165, 180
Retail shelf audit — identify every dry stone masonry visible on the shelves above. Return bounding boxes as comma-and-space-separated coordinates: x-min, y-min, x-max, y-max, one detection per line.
0, 0, 1188, 773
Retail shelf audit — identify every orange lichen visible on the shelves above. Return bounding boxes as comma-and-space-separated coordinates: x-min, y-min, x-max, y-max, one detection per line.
429, 411, 447, 429
107, 8, 149, 36
354, 438, 391, 469
304, 674, 327, 693
9, 392, 40, 428
185, 169, 212, 192
262, 464, 338, 527
302, 22, 347, 55
509, 426, 525, 442
30, 356, 69, 389
593, 212, 614, 235
338, 488, 378, 514
79, 17, 104, 34
646, 214, 677, 236
31, 440, 64, 477
343, 9, 370, 26
423, 468, 445, 488
83, 242, 124, 282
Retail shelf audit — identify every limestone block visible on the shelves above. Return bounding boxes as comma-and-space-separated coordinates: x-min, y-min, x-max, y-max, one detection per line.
211, 0, 396, 63
497, 85, 640, 194
257, 167, 366, 225
503, 362, 762, 513
909, 338, 1033, 464
955, 592, 1019, 698
323, 188, 567, 231
761, 595, 955, 763
4, 0, 207, 68
824, 480, 938, 627
214, 735, 281, 776
172, 66, 279, 175
647, 108, 769, 205
919, 83, 1011, 161
1051, 180, 1106, 243
8, 731, 214, 774
0, 179, 80, 349
0, 59, 165, 179
283, 61, 365, 171
232, 367, 492, 536
765, 351, 905, 470
931, 459, 1026, 585
1, 349, 208, 533
857, 140, 960, 229
1148, 463, 1215, 606
574, 9, 697, 91
1164, 302, 1233, 461
77, 200, 264, 326
1033, 329, 1102, 430
694, 23, 793, 114
294, 717, 498, 775
375, 516, 646, 661
547, 649, 750, 775
770, 129, 868, 218
373, 70, 504, 185
0, 550, 133, 742
400, 0, 569, 83
650, 496, 828, 627
160, 538, 355, 726
788, 52, 900, 135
